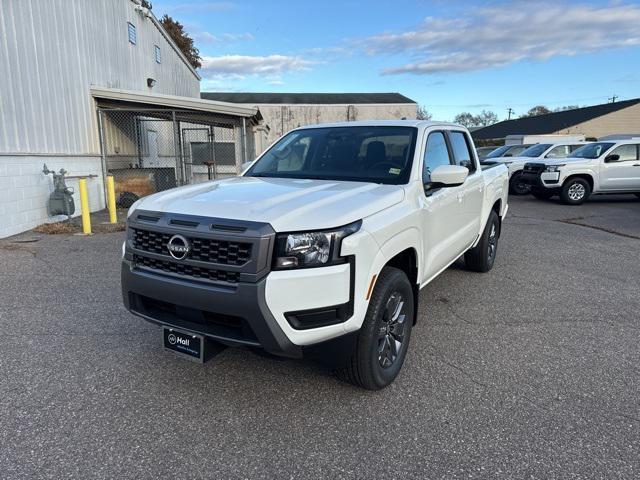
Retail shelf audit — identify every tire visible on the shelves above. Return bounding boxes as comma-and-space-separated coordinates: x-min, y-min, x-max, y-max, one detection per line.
509, 171, 531, 195
560, 177, 591, 205
531, 188, 554, 200
465, 210, 499, 273
337, 267, 414, 390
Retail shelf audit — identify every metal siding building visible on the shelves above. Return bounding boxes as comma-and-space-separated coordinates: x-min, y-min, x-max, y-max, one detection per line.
201, 92, 419, 154
0, 0, 203, 238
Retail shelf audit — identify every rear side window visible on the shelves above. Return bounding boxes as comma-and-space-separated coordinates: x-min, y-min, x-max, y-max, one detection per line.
449, 131, 476, 172
610, 144, 639, 161
423, 132, 452, 183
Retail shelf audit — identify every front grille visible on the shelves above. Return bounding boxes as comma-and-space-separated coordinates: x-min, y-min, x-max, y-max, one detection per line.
132, 228, 252, 266
133, 254, 240, 284
523, 163, 545, 174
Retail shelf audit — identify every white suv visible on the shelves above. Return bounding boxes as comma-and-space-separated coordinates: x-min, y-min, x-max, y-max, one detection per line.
484, 142, 589, 195
521, 140, 640, 204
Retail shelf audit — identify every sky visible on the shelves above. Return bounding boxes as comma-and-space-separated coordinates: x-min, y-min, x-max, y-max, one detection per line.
151, 0, 640, 121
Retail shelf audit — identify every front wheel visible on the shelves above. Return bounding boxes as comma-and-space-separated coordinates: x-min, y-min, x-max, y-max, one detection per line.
509, 171, 531, 195
465, 210, 500, 273
337, 267, 414, 390
560, 178, 591, 205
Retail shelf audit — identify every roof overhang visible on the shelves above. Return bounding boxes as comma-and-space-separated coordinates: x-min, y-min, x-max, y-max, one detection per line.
91, 86, 260, 119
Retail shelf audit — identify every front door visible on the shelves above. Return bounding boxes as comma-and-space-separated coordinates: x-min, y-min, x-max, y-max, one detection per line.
448, 130, 484, 239
420, 131, 469, 282
600, 144, 640, 191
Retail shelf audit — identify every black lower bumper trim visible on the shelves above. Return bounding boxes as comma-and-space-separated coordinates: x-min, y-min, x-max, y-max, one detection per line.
122, 261, 303, 358
520, 172, 544, 187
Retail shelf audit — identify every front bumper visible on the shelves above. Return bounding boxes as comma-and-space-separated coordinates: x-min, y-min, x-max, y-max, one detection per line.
122, 260, 303, 357
521, 171, 561, 190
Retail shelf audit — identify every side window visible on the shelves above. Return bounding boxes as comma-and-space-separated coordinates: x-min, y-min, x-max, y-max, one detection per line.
569, 144, 583, 152
449, 131, 476, 172
546, 145, 571, 158
610, 144, 638, 161
423, 132, 453, 184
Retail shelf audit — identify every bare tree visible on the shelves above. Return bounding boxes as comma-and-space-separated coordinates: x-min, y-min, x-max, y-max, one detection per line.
453, 111, 498, 127
453, 112, 476, 127
521, 105, 552, 118
476, 110, 498, 126
416, 105, 433, 121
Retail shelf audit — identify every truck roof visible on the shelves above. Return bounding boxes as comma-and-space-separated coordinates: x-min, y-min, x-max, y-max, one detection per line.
293, 120, 461, 130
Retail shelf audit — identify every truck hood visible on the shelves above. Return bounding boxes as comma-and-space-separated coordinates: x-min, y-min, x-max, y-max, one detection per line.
491, 155, 534, 164
132, 176, 405, 231
535, 157, 592, 167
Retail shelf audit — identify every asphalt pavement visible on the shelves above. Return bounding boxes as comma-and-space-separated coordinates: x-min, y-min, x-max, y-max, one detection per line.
1, 194, 639, 479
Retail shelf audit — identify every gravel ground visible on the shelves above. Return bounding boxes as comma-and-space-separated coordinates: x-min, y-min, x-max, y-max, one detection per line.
1, 195, 639, 479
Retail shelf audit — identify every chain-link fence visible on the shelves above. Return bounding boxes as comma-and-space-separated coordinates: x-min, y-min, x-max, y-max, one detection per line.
98, 108, 252, 207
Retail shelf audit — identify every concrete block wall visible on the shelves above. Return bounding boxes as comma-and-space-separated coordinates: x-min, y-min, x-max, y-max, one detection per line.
0, 156, 105, 239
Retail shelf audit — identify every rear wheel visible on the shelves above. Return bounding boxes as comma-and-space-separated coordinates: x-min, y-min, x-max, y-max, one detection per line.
465, 210, 500, 273
531, 188, 554, 200
560, 178, 591, 205
509, 171, 531, 195
337, 267, 414, 390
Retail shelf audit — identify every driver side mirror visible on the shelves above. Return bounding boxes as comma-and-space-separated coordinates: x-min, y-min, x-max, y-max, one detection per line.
604, 154, 620, 163
425, 165, 469, 191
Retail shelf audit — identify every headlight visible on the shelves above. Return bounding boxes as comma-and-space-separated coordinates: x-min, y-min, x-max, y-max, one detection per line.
274, 220, 361, 269
545, 164, 565, 173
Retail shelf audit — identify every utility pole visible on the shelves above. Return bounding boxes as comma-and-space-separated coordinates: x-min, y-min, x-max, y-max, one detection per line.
507, 108, 514, 120
608, 95, 618, 103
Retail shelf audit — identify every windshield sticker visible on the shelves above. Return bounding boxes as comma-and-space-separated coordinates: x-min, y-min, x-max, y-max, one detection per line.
389, 168, 401, 175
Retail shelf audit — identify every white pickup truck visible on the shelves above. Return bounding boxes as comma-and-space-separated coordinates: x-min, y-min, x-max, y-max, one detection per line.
121, 120, 509, 389
484, 142, 588, 195
521, 140, 640, 204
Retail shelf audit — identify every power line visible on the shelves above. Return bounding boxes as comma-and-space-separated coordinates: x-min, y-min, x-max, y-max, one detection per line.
608, 95, 618, 103
427, 95, 614, 109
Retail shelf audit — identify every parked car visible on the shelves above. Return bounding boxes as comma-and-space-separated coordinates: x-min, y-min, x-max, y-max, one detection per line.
486, 142, 589, 195
484, 144, 533, 160
476, 146, 499, 159
121, 120, 509, 390
521, 140, 640, 204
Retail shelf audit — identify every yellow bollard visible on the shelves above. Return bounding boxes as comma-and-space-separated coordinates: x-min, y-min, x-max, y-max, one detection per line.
78, 178, 92, 234
106, 175, 117, 224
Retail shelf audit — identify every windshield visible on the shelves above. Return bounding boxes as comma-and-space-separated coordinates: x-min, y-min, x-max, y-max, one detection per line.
485, 145, 510, 158
486, 144, 531, 158
245, 126, 418, 184
569, 142, 615, 159
520, 144, 552, 157
505, 145, 530, 156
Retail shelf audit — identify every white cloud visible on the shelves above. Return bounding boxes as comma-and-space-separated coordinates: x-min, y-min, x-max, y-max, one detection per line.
192, 31, 254, 44
200, 55, 315, 78
158, 2, 236, 14
362, 2, 640, 75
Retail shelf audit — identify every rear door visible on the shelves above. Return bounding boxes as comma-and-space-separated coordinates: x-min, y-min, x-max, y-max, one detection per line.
420, 130, 469, 281
599, 144, 640, 190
